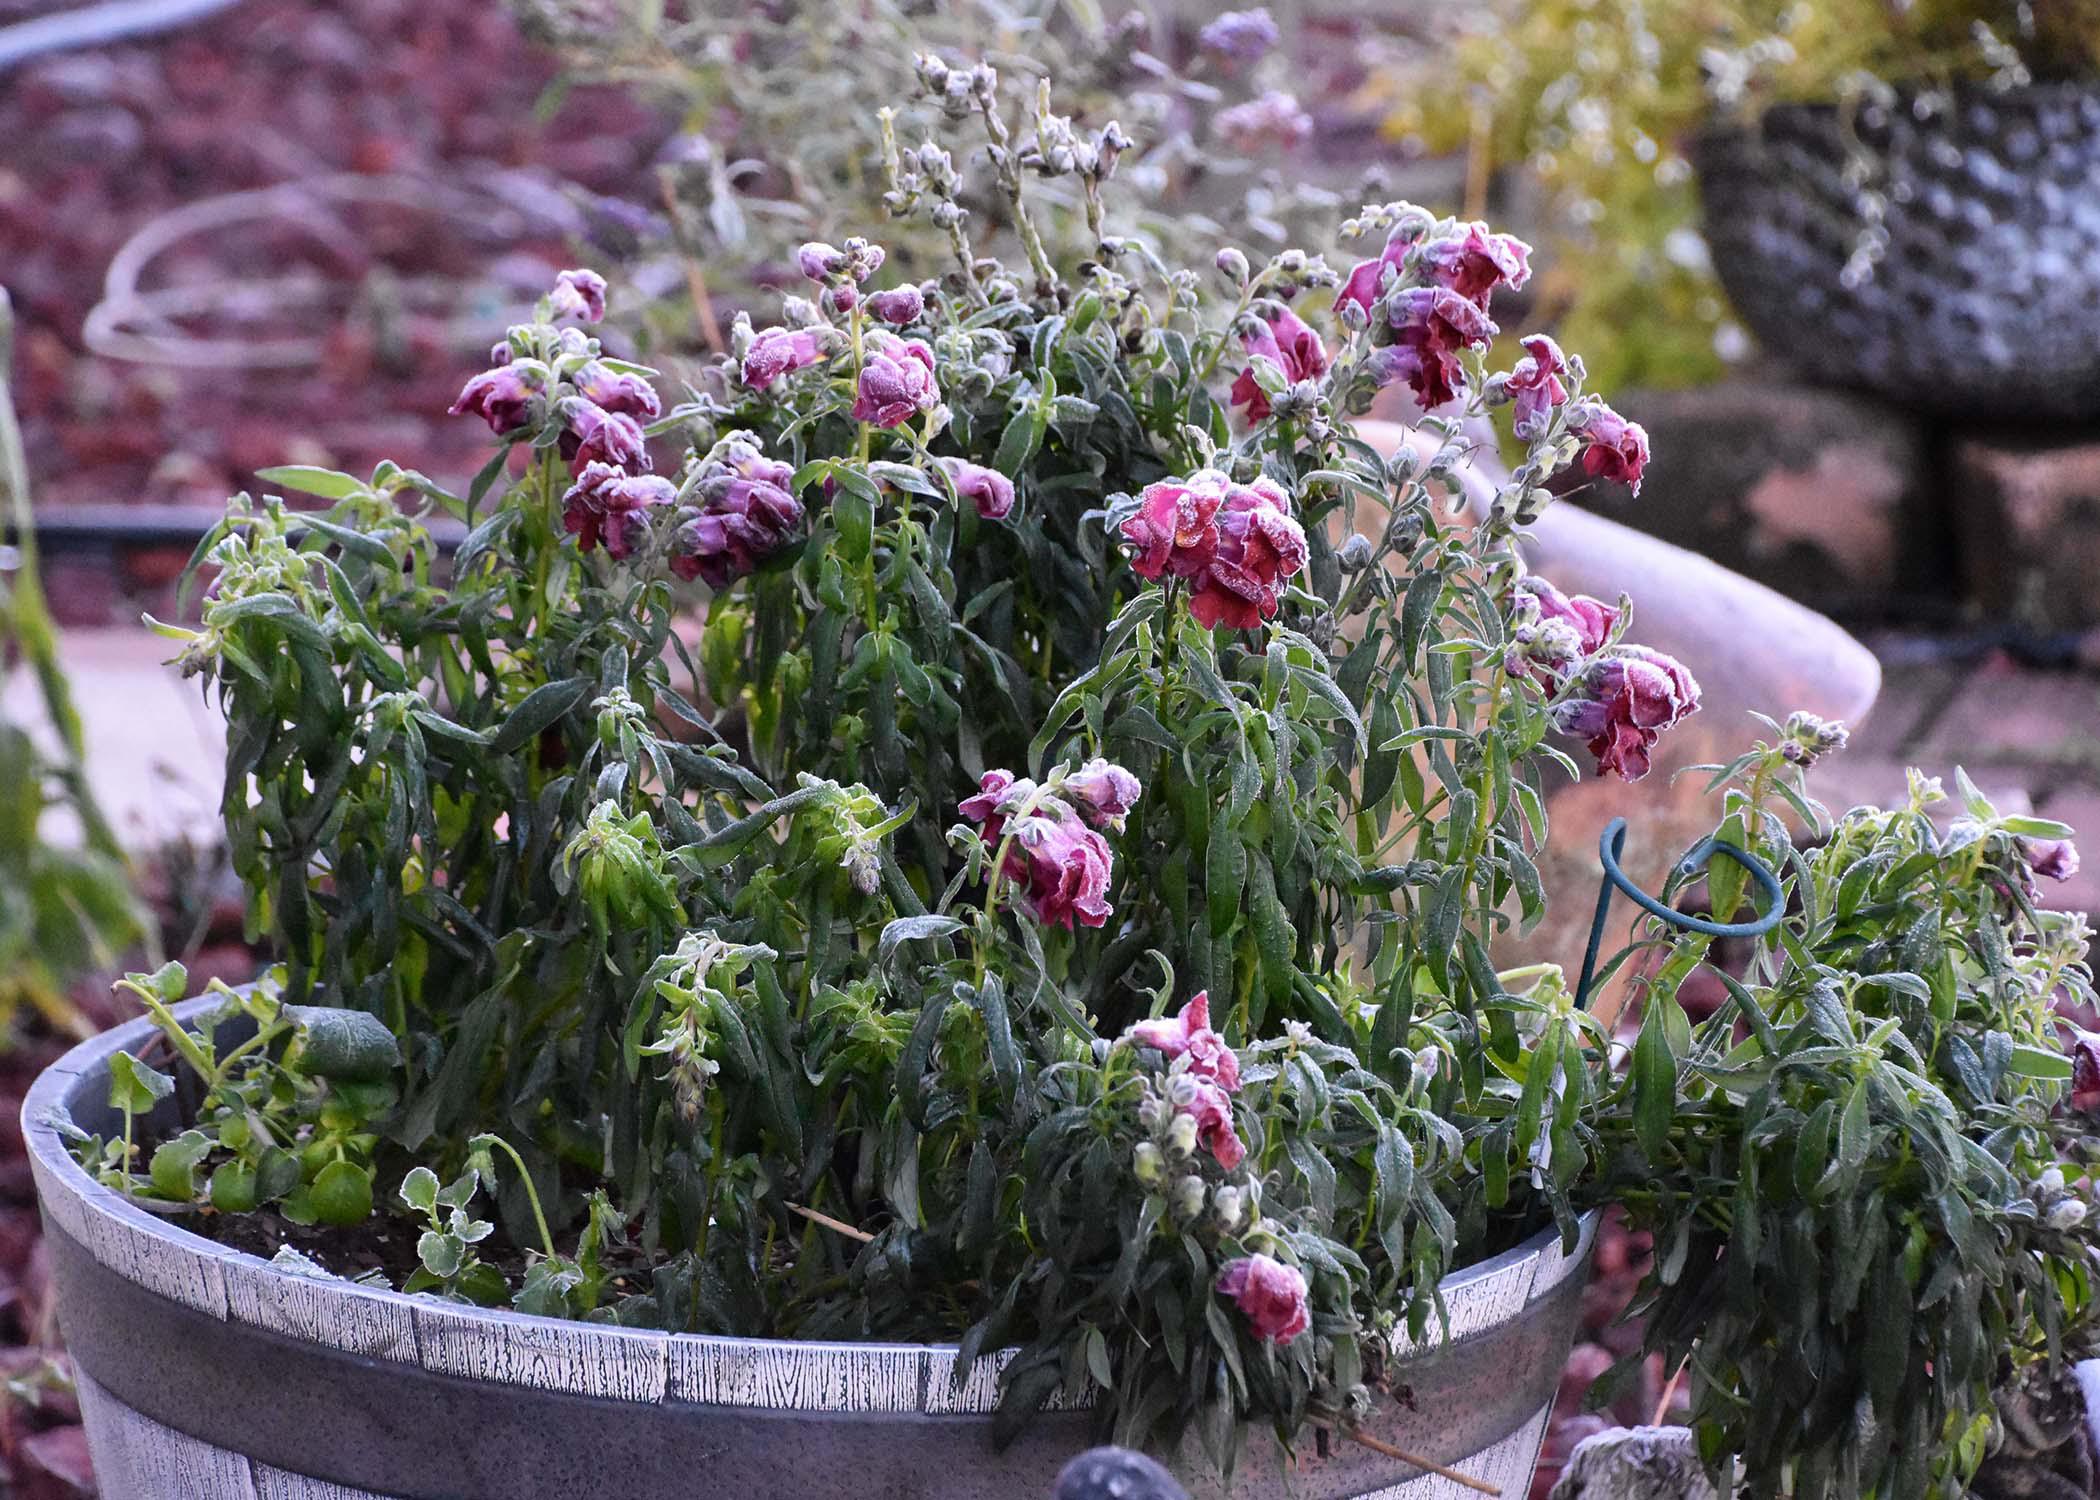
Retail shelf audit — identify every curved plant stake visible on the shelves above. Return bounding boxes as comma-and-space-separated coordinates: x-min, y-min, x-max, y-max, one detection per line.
1573, 815, 1785, 1012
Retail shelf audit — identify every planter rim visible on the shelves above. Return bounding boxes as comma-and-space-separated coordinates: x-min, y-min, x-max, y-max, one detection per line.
23, 997, 1590, 1373
28, 1001, 1597, 1500
1704, 74, 2100, 129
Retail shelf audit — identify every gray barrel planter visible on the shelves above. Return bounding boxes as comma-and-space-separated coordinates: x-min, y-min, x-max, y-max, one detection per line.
1697, 82, 2100, 418
26, 1005, 1595, 1500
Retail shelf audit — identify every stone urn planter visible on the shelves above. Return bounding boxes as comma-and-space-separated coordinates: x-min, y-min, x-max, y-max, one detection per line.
1696, 82, 2100, 418
27, 1004, 1596, 1500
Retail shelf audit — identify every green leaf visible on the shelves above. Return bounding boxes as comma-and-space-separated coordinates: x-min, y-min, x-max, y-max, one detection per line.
286, 1005, 401, 1081
107, 1051, 175, 1115
400, 1166, 441, 1216
309, 1160, 374, 1227
1206, 823, 1247, 938
489, 676, 591, 755
256, 465, 369, 501
1631, 1002, 1676, 1159
877, 915, 964, 967
2006, 1044, 2073, 1081
149, 1130, 213, 1201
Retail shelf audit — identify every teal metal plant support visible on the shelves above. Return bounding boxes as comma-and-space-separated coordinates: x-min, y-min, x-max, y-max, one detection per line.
1573, 816, 1786, 1012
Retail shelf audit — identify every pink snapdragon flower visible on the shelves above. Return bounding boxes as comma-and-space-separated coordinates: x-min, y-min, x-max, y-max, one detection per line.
574, 361, 661, 422
959, 769, 1137, 931
1380, 285, 1498, 411
671, 439, 802, 589
741, 327, 829, 390
1335, 221, 1428, 322
1217, 1254, 1311, 1344
1502, 334, 1570, 439
1188, 477, 1309, 630
1516, 576, 1619, 660
548, 268, 608, 324
853, 333, 939, 428
1121, 473, 1307, 631
449, 360, 549, 435
2069, 1030, 2100, 1114
1230, 306, 1330, 422
933, 457, 1015, 521
866, 286, 926, 325
1125, 992, 1240, 1093
1554, 645, 1702, 781
562, 463, 674, 561
1419, 223, 1532, 308
1063, 758, 1143, 831
1570, 402, 1651, 494
560, 399, 649, 474
2023, 837, 2082, 884
1183, 1080, 1246, 1169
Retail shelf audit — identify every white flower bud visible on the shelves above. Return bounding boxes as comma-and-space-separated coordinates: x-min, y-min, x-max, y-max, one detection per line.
2049, 1198, 2087, 1230
1171, 1175, 1207, 1220
1166, 1112, 1199, 1159
1133, 1142, 1166, 1186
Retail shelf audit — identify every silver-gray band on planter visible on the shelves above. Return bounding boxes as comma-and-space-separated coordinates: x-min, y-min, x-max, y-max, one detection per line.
26, 1005, 1596, 1500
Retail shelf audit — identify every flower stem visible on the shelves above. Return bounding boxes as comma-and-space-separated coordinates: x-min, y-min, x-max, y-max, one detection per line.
473, 1132, 557, 1260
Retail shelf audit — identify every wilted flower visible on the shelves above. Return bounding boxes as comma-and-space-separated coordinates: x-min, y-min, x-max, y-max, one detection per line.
449, 360, 549, 435
1063, 758, 1142, 831
1334, 220, 1427, 322
741, 327, 830, 390
671, 438, 802, 589
853, 332, 940, 428
1215, 90, 1312, 153
1188, 477, 1309, 630
1230, 305, 1330, 422
561, 399, 649, 474
1182, 1079, 1245, 1169
2022, 836, 2082, 884
867, 286, 926, 325
1125, 991, 1240, 1093
1516, 576, 1619, 662
1419, 223, 1532, 308
1380, 286, 1498, 411
1198, 7, 1279, 64
1570, 401, 1651, 494
933, 457, 1015, 521
1500, 334, 1569, 439
960, 774, 1119, 930
1123, 470, 1230, 581
2070, 1030, 2100, 1113
562, 463, 675, 561
1554, 645, 1702, 781
573, 361, 662, 421
548, 268, 608, 324
1217, 1254, 1311, 1344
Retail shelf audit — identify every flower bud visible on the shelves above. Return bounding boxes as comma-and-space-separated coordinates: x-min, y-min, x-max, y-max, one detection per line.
1212, 1184, 1246, 1233
2042, 1166, 2067, 1195
1215, 247, 1250, 287
1133, 1141, 1166, 1186
1337, 533, 1373, 571
1166, 1112, 1199, 1159
1171, 1175, 1207, 1220
1136, 1095, 1169, 1133
2049, 1198, 2088, 1230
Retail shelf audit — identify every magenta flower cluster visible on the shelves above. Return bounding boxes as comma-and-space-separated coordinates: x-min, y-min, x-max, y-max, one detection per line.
1124, 993, 1247, 1172
959, 761, 1142, 931
671, 438, 803, 590
1229, 305, 1329, 422
1516, 577, 1701, 781
1121, 471, 1309, 630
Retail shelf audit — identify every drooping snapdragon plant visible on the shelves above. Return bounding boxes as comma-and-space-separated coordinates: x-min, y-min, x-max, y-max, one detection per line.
70, 55, 2098, 1500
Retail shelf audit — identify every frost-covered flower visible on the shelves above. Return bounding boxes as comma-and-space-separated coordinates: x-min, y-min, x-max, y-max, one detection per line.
1378, 286, 1498, 411
1501, 334, 1569, 439
573, 361, 661, 422
1125, 991, 1240, 1093
741, 327, 830, 391
1123, 470, 1230, 582
1335, 221, 1427, 322
867, 286, 926, 325
1217, 1254, 1310, 1344
548, 268, 608, 324
1570, 401, 1651, 494
561, 463, 674, 561
1215, 90, 1312, 153
2022, 836, 2082, 884
1230, 305, 1329, 422
960, 775, 1119, 930
671, 438, 802, 589
1188, 477, 1308, 630
1419, 223, 1532, 308
1198, 7, 1279, 64
449, 360, 549, 435
1554, 646, 1702, 781
1515, 575, 1618, 664
560, 399, 649, 474
1063, 757, 1142, 831
2070, 1030, 2100, 1114
1780, 711, 1850, 767
853, 332, 939, 428
1182, 1080, 1245, 1169
933, 457, 1015, 521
